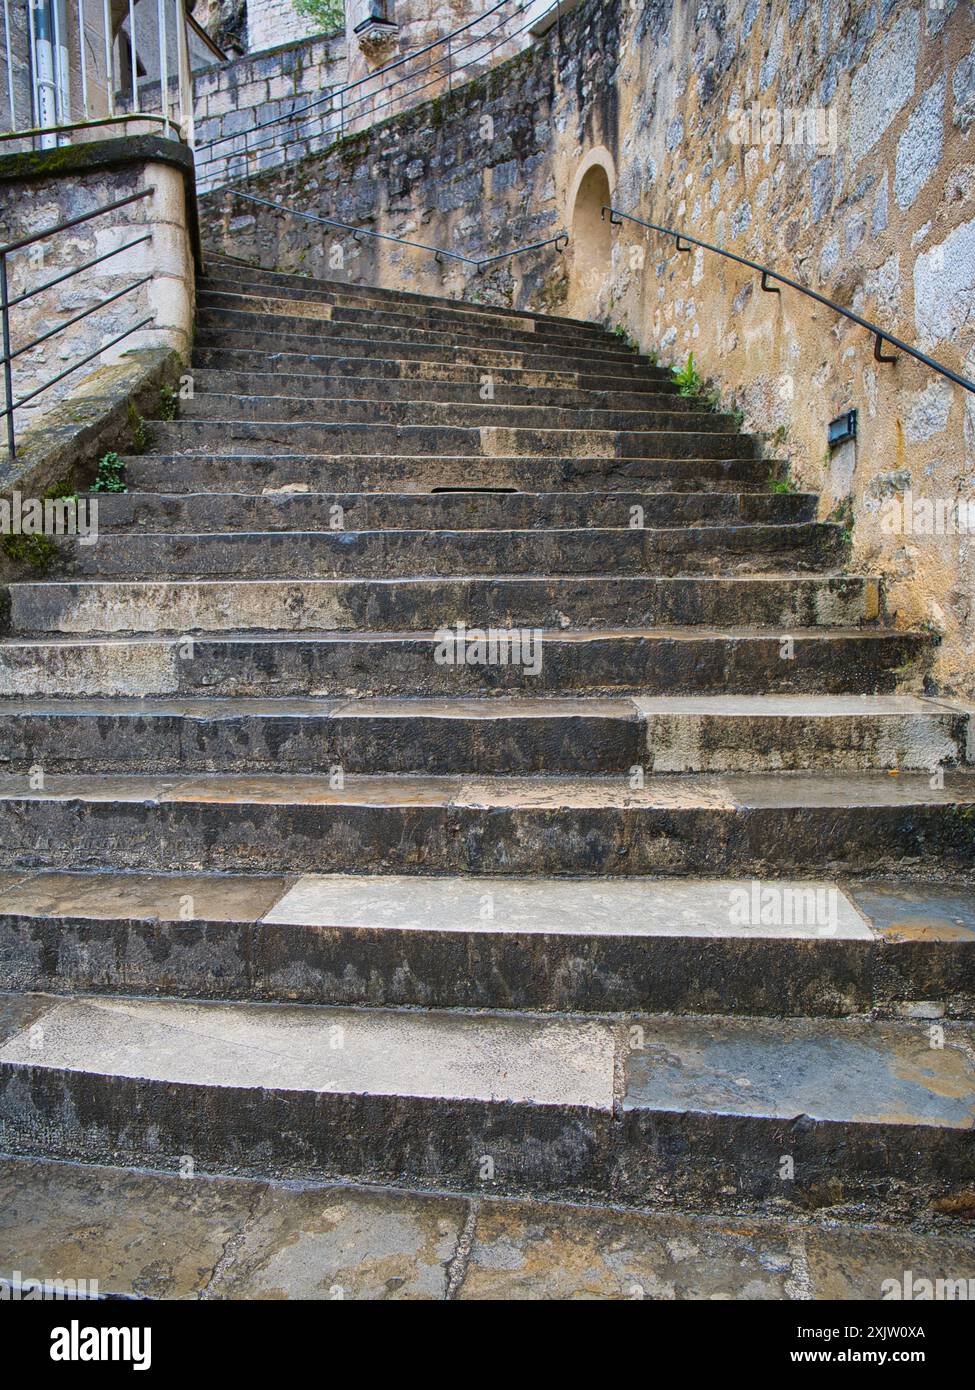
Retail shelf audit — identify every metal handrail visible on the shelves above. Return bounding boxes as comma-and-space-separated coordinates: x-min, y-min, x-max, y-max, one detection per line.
0, 113, 170, 144
229, 189, 568, 271
602, 205, 975, 397
196, 0, 524, 156
203, 2, 542, 179
1, 188, 157, 458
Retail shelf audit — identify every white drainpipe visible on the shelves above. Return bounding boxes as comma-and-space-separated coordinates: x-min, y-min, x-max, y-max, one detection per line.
30, 0, 70, 147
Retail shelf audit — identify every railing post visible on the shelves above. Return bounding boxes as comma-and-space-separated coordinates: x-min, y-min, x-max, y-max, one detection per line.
77, 0, 91, 119
102, 0, 115, 116
175, 0, 195, 147
1, 253, 16, 459
155, 0, 170, 135
128, 0, 139, 111
446, 34, 452, 93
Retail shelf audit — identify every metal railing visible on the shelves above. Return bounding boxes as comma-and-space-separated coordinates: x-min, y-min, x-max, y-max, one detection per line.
602, 205, 975, 397
1, 0, 195, 151
1, 189, 157, 458
228, 189, 568, 274
194, 0, 556, 189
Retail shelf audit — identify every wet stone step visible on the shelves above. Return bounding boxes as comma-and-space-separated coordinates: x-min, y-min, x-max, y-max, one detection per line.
0, 770, 971, 877
0, 694, 965, 775
0, 992, 972, 1215
0, 870, 972, 1016
93, 489, 819, 533
0, 626, 919, 698
50, 524, 843, 581
2, 574, 879, 636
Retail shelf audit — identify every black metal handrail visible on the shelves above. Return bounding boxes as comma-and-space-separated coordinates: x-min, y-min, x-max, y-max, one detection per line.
196, 0, 528, 159
602, 205, 975, 397
1, 188, 157, 459
229, 189, 568, 272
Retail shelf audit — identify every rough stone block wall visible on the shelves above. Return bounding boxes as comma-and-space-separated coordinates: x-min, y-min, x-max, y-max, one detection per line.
247, 0, 322, 53
0, 144, 195, 441
189, 29, 347, 192
200, 0, 975, 701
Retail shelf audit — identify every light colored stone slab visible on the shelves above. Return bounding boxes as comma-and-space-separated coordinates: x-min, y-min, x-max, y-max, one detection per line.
0, 997, 616, 1109
264, 873, 872, 940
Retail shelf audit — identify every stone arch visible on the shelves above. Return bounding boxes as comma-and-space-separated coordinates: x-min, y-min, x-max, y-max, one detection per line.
567, 148, 616, 319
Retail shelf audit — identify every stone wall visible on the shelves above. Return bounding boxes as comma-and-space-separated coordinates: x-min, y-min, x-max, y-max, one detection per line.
190, 28, 347, 192
200, 0, 975, 700
247, 0, 322, 52
0, 137, 197, 444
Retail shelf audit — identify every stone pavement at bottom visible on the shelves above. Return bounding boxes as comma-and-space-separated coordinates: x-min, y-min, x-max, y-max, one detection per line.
0, 1155, 972, 1300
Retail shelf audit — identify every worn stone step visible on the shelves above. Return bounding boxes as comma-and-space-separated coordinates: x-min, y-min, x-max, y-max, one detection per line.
193, 308, 653, 365
195, 283, 611, 337
52, 523, 842, 581
124, 452, 778, 494
0, 696, 642, 774
191, 346, 676, 393
180, 391, 713, 431
0, 769, 970, 876
1, 992, 972, 1213
195, 289, 623, 349
196, 275, 607, 334
3, 575, 879, 637
7, 1152, 975, 1301
198, 262, 600, 331
95, 489, 819, 533
190, 329, 671, 378
189, 368, 687, 411
149, 420, 757, 461
0, 694, 965, 776
1, 870, 973, 1018
0, 626, 918, 698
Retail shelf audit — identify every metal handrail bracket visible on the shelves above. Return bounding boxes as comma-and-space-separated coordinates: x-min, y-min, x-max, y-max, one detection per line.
601, 205, 975, 396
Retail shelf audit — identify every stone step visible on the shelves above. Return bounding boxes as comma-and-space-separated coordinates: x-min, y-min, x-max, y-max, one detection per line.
195, 289, 622, 348
191, 346, 676, 393
199, 261, 600, 330
0, 694, 965, 776
124, 452, 779, 494
148, 420, 757, 460
180, 390, 715, 431
191, 328, 669, 378
0, 626, 919, 697
51, 523, 842, 581
5, 1152, 975, 1301
1, 869, 971, 1017
1, 991, 972, 1213
0, 769, 970, 876
3, 575, 880, 637
95, 489, 819, 533
188, 368, 687, 411
193, 308, 652, 365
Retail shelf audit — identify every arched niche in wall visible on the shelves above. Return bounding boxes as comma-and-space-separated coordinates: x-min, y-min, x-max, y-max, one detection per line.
567, 148, 615, 320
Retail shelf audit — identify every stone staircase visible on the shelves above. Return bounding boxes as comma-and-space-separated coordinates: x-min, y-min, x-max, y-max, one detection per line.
0, 258, 973, 1228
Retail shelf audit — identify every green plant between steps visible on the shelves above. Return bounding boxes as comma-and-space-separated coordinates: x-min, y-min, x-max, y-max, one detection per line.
671, 352, 722, 410
158, 385, 180, 421
769, 475, 799, 495
128, 401, 151, 453
1, 479, 77, 574
92, 452, 127, 494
